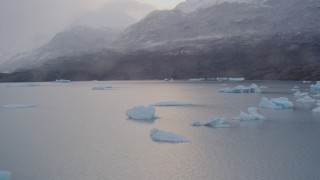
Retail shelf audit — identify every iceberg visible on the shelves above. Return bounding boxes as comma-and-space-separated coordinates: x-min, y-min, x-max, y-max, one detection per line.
192, 117, 230, 128
259, 97, 293, 109
126, 106, 157, 120
150, 128, 190, 143
150, 101, 192, 106
54, 79, 71, 83
219, 84, 261, 93
312, 107, 320, 113
229, 77, 245, 81
6, 83, 40, 87
296, 95, 316, 103
294, 91, 309, 98
189, 78, 205, 81
1, 104, 38, 109
216, 77, 229, 81
291, 89, 299, 92
310, 81, 320, 92
0, 171, 11, 180
92, 86, 112, 90
235, 107, 266, 121
303, 81, 311, 83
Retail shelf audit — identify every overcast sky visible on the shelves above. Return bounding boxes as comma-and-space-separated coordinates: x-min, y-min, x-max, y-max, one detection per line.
0, 0, 184, 57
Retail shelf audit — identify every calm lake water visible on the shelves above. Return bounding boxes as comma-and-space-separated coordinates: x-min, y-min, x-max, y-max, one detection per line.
1, 80, 320, 180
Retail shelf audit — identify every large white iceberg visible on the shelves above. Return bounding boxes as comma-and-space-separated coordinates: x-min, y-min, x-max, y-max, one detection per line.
294, 91, 309, 98
150, 128, 190, 143
219, 84, 261, 93
92, 86, 112, 90
259, 97, 293, 109
0, 171, 11, 180
235, 107, 266, 121
296, 95, 316, 103
310, 81, 320, 92
1, 104, 38, 109
126, 106, 157, 120
192, 117, 230, 128
150, 101, 192, 106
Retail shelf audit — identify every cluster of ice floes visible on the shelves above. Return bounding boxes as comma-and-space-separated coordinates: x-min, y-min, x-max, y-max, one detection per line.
92, 86, 112, 90
0, 171, 11, 180
1, 104, 38, 109
310, 81, 320, 92
126, 106, 157, 120
6, 83, 40, 87
235, 107, 266, 121
219, 84, 261, 93
150, 101, 192, 106
150, 128, 190, 143
294, 91, 309, 98
192, 117, 230, 128
259, 97, 293, 109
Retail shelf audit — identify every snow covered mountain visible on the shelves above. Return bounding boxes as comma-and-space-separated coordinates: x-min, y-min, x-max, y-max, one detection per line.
120, 0, 320, 49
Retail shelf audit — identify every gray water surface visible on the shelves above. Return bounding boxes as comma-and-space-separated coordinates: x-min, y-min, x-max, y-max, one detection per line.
1, 81, 320, 180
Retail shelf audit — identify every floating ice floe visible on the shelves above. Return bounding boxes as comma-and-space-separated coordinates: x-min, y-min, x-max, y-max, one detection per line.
6, 83, 40, 87
293, 86, 299, 89
1, 104, 38, 109
312, 107, 320, 113
229, 77, 245, 81
216, 77, 229, 81
92, 86, 112, 90
192, 117, 230, 128
0, 171, 11, 180
303, 81, 311, 83
259, 97, 293, 109
219, 84, 261, 93
291, 89, 299, 92
54, 79, 71, 83
150, 101, 192, 106
296, 95, 316, 103
235, 107, 266, 121
126, 106, 157, 120
189, 78, 205, 81
310, 81, 320, 92
150, 128, 190, 143
294, 91, 309, 98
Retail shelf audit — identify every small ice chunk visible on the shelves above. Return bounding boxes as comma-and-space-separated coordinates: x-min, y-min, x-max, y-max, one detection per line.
310, 81, 320, 92
293, 86, 299, 89
235, 107, 266, 121
219, 84, 261, 93
303, 81, 311, 83
294, 91, 309, 98
150, 101, 192, 106
296, 95, 316, 103
259, 97, 293, 109
126, 106, 156, 120
229, 77, 245, 81
312, 107, 320, 113
291, 89, 299, 92
1, 104, 38, 109
189, 78, 205, 81
0, 171, 11, 180
150, 128, 190, 143
54, 79, 71, 83
216, 77, 229, 81
92, 86, 112, 90
192, 117, 230, 128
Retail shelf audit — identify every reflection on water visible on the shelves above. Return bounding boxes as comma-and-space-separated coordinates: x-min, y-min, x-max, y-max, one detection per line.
0, 80, 320, 180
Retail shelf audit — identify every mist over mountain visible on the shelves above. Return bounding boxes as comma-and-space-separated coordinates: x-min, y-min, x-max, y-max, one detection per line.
1, 0, 320, 81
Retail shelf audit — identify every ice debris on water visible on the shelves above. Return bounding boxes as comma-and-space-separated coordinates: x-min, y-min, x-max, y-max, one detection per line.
150, 128, 190, 143
1, 104, 38, 109
259, 97, 293, 109
0, 171, 11, 180
229, 77, 245, 81
192, 117, 230, 128
150, 101, 192, 106
312, 107, 320, 113
296, 95, 316, 103
126, 106, 157, 120
294, 91, 309, 98
235, 107, 266, 121
92, 86, 112, 90
310, 81, 320, 92
303, 81, 311, 83
219, 84, 261, 93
